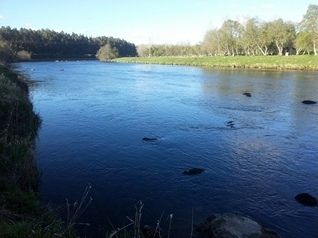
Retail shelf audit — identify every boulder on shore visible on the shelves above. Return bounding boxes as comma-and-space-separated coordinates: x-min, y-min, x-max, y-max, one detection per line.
295, 193, 318, 206
183, 168, 204, 175
195, 213, 278, 238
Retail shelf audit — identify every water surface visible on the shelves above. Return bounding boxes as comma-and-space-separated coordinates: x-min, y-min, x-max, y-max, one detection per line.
17, 61, 318, 237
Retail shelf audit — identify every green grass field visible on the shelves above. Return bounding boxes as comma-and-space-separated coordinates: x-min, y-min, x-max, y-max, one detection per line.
114, 55, 318, 71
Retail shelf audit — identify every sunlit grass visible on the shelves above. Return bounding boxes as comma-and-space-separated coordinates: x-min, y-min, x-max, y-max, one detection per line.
114, 55, 318, 71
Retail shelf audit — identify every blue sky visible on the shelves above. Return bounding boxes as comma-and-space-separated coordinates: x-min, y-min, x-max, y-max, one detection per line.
0, 0, 317, 45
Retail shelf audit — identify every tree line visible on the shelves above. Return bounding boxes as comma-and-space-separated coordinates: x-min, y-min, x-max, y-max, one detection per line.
1, 4, 316, 63
138, 4, 317, 57
0, 27, 137, 63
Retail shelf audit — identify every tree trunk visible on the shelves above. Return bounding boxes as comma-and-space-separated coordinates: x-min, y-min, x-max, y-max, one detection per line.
277, 46, 283, 55
256, 44, 266, 56
275, 41, 283, 55
279, 49, 283, 55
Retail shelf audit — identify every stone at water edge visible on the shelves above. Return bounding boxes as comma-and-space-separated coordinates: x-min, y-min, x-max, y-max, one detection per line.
295, 193, 318, 206
195, 213, 278, 238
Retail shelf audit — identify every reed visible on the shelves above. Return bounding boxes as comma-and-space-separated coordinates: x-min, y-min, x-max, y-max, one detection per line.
64, 184, 93, 234
105, 201, 178, 238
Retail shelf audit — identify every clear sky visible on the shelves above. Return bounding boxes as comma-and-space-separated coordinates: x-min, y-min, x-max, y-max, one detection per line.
0, 0, 317, 45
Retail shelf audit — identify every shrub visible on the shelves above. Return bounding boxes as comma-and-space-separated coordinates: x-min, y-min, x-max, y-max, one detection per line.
96, 44, 119, 61
16, 50, 32, 61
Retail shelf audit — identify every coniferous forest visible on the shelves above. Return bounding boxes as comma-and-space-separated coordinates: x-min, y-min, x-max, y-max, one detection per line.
0, 27, 137, 62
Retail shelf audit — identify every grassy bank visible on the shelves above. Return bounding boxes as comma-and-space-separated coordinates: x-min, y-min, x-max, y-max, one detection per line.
0, 65, 77, 237
114, 55, 318, 71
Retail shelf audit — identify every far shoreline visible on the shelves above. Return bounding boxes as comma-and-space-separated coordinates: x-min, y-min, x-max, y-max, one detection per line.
113, 55, 318, 71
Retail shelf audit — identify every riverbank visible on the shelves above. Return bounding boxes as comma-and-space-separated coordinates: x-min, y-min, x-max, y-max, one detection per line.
114, 55, 318, 71
0, 65, 77, 237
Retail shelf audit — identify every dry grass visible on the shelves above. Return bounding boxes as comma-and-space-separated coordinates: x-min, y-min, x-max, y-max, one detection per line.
106, 201, 176, 238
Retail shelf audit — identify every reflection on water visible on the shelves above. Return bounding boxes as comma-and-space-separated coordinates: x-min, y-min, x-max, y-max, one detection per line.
16, 61, 318, 238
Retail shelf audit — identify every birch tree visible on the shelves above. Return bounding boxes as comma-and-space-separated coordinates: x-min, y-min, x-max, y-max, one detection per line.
298, 4, 318, 55
268, 19, 296, 55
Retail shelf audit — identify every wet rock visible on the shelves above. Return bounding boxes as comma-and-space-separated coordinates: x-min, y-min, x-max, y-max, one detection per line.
183, 168, 204, 175
195, 213, 278, 238
302, 100, 317, 104
142, 137, 157, 141
295, 193, 318, 206
243, 92, 252, 97
226, 121, 235, 128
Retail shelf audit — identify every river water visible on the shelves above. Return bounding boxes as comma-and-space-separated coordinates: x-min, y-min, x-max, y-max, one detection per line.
16, 61, 318, 237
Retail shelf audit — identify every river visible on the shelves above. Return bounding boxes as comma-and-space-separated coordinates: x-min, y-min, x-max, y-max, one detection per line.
16, 61, 318, 237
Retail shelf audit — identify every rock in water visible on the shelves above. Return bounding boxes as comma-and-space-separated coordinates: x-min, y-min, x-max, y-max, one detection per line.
243, 92, 252, 97
302, 100, 317, 104
295, 193, 318, 206
195, 213, 278, 238
183, 168, 204, 175
226, 121, 235, 128
142, 137, 157, 141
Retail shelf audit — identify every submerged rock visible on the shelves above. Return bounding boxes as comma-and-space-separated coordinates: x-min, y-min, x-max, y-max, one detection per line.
183, 168, 204, 175
226, 120, 235, 128
195, 213, 278, 238
243, 92, 252, 97
142, 137, 157, 141
302, 100, 317, 104
295, 193, 318, 206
